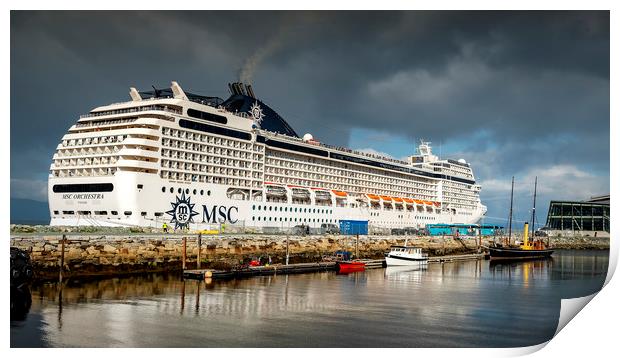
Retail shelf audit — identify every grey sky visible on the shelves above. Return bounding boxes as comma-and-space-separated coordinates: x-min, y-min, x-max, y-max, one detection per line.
10, 11, 609, 226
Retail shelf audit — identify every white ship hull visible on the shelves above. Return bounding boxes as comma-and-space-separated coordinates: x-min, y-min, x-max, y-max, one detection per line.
47, 81, 487, 231
49, 171, 484, 230
385, 255, 428, 266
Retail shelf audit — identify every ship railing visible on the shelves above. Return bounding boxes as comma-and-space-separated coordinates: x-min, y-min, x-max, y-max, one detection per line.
79, 104, 182, 119
258, 130, 411, 166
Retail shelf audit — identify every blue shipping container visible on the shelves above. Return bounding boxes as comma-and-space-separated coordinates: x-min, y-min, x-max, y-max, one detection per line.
340, 220, 369, 235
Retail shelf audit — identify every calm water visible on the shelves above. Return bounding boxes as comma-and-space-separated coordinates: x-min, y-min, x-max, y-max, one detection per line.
11, 250, 609, 348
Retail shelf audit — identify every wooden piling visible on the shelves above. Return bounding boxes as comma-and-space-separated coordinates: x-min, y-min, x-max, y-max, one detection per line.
182, 237, 187, 270
285, 235, 290, 265
197, 233, 202, 269
59, 235, 66, 283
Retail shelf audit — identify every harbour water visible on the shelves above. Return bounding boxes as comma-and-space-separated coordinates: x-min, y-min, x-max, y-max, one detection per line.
11, 249, 608, 348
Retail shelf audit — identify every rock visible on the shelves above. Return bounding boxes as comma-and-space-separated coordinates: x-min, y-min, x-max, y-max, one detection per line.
102, 245, 118, 254
86, 246, 100, 255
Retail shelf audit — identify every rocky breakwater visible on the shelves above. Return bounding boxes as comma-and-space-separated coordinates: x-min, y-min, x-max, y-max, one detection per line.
10, 234, 484, 281
9, 233, 609, 281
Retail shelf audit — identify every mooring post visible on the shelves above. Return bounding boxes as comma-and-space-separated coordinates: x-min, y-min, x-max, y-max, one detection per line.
285, 235, 290, 266
59, 235, 66, 283
355, 234, 359, 259
182, 237, 187, 270
197, 233, 202, 269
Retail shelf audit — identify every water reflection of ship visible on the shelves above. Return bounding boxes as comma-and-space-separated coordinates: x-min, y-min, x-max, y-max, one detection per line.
384, 265, 427, 283
489, 257, 553, 285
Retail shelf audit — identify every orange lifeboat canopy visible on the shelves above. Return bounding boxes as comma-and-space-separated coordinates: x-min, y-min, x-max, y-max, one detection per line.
403, 198, 414, 204
380, 195, 393, 201
414, 199, 425, 204
393, 197, 404, 203
332, 190, 347, 197
366, 194, 380, 201
433, 202, 441, 207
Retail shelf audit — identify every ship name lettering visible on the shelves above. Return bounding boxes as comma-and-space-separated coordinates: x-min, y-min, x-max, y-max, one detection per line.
62, 194, 104, 200
202, 205, 239, 224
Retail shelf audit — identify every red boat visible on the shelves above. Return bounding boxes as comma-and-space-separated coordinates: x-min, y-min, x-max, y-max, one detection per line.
336, 261, 366, 273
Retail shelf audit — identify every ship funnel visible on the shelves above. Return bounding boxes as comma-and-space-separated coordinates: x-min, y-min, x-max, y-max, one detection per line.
246, 84, 256, 99
237, 82, 247, 96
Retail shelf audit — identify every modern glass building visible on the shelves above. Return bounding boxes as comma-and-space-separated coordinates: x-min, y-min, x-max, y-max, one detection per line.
544, 195, 610, 233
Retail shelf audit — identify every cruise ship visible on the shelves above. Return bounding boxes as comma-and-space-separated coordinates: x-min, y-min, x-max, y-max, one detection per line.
48, 81, 487, 231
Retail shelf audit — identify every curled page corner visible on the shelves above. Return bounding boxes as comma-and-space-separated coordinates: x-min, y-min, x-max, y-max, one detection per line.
604, 239, 618, 286
554, 293, 598, 337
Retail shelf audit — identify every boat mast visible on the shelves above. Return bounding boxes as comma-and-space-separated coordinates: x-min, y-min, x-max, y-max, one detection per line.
530, 176, 538, 239
508, 176, 514, 244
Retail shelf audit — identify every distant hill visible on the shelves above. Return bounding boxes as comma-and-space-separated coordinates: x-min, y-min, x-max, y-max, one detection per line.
11, 198, 50, 225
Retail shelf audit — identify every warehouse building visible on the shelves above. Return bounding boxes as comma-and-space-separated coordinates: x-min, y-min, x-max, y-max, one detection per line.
543, 195, 610, 237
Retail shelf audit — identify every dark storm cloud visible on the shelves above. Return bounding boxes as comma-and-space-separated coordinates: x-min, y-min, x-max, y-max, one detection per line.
11, 11, 609, 223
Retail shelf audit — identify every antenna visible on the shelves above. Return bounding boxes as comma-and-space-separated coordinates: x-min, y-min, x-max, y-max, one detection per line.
508, 176, 514, 244
530, 176, 538, 239
151, 85, 160, 97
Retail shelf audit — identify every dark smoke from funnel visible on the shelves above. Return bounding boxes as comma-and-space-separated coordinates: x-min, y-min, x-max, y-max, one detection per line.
238, 15, 302, 84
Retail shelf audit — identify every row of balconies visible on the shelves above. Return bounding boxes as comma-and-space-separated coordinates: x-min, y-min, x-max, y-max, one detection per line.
162, 127, 263, 152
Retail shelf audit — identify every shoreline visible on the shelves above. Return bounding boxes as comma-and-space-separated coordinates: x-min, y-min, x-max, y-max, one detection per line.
10, 228, 610, 282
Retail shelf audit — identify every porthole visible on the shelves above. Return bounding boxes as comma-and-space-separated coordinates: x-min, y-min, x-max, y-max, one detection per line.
170, 187, 174, 193
252, 216, 255, 221
177, 188, 182, 194
193, 189, 197, 195
207, 190, 211, 196
252, 205, 256, 210
185, 189, 189, 194
161, 187, 166, 193
269, 206, 272, 211
200, 189, 204, 195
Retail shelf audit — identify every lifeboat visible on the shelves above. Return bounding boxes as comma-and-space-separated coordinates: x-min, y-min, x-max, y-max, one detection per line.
366, 194, 380, 201
332, 190, 347, 197
266, 185, 287, 197
380, 195, 393, 202
314, 190, 332, 201
291, 187, 311, 200
393, 197, 404, 203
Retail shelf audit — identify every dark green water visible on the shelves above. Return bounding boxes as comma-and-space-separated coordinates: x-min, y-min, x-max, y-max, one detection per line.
10, 250, 609, 348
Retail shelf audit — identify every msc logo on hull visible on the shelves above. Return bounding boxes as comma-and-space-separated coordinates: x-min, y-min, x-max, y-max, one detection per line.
166, 194, 238, 229
166, 192, 199, 230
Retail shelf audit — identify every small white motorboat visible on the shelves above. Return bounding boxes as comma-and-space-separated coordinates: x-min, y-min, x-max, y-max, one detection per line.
385, 242, 428, 266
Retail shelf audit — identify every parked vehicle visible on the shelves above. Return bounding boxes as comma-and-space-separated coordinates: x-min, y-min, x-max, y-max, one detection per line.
320, 223, 340, 234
